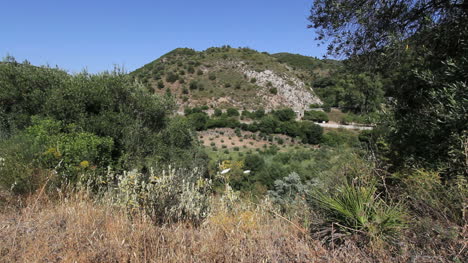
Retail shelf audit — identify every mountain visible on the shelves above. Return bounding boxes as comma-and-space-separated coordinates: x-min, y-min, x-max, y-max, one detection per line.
130, 46, 341, 115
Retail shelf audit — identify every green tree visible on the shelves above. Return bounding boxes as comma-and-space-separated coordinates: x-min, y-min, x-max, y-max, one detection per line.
272, 108, 296, 122
309, 0, 468, 176
188, 112, 208, 131
226, 108, 240, 117
299, 121, 323, 144
338, 73, 384, 113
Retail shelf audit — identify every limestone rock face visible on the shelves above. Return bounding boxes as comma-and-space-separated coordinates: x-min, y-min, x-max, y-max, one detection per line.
242, 69, 322, 117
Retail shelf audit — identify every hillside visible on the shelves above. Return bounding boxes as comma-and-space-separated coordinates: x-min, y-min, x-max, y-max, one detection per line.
130, 47, 340, 115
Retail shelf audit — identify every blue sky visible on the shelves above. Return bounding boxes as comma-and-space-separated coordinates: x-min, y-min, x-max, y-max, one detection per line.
1, 0, 326, 73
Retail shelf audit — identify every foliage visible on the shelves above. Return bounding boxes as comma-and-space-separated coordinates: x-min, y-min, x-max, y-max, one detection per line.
388, 57, 468, 176
322, 129, 359, 147
268, 172, 307, 206
390, 169, 468, 225
308, 0, 466, 57
303, 110, 329, 122
226, 108, 240, 117
298, 121, 323, 144
188, 112, 208, 131
0, 62, 203, 192
213, 108, 222, 117
112, 167, 212, 224
313, 182, 406, 243
165, 72, 179, 83
338, 73, 384, 113
272, 108, 296, 122
0, 118, 114, 192
309, 0, 468, 177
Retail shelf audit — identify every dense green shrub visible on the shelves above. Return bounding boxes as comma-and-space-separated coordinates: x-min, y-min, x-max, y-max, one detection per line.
165, 72, 179, 83
213, 108, 222, 117
0, 62, 203, 193
322, 130, 359, 147
189, 80, 199, 90
157, 80, 165, 89
299, 122, 323, 144
206, 117, 240, 129
303, 110, 329, 122
188, 112, 208, 131
0, 118, 114, 192
272, 109, 296, 122
226, 108, 240, 117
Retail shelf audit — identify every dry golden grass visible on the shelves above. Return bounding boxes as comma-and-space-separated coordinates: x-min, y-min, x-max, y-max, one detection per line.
0, 191, 454, 263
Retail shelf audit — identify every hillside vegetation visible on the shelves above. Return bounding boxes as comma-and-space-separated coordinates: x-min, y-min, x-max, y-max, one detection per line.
130, 47, 338, 114
0, 56, 466, 262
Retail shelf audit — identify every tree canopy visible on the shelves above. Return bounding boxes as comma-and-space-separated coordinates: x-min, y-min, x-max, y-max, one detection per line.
309, 0, 468, 176
309, 0, 468, 57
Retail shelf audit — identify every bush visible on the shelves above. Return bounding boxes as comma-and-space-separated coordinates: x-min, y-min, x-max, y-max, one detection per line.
313, 182, 406, 243
277, 137, 284, 144
165, 72, 179, 83
157, 80, 165, 89
113, 167, 211, 224
269, 172, 307, 206
0, 118, 114, 192
189, 80, 199, 90
197, 69, 203, 75
269, 87, 278, 95
187, 66, 195, 74
226, 108, 240, 117
299, 122, 323, 144
273, 109, 296, 122
0, 62, 202, 183
322, 130, 359, 147
188, 112, 208, 131
244, 154, 265, 172
208, 74, 216, 80
234, 128, 242, 137
213, 108, 222, 117
303, 110, 329, 122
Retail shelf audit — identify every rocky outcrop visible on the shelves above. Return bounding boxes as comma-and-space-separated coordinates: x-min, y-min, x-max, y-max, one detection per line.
242, 69, 322, 117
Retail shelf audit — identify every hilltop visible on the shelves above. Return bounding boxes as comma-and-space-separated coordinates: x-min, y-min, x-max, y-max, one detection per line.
130, 46, 341, 115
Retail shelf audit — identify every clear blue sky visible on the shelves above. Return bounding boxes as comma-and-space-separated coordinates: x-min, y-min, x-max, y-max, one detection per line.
1, 0, 326, 73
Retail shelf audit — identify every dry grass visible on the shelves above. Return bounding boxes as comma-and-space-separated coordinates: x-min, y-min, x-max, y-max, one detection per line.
0, 192, 460, 263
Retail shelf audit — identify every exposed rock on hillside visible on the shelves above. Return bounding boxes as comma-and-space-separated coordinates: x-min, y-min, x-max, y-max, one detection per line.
131, 47, 338, 116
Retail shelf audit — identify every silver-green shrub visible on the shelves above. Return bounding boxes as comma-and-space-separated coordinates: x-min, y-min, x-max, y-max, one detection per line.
111, 166, 212, 224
